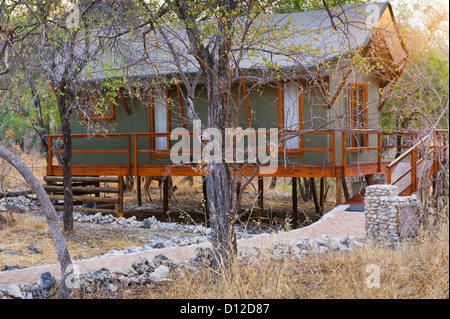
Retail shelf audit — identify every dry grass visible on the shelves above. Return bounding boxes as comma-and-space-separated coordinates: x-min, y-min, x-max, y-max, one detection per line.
105, 218, 447, 299
1, 151, 448, 298
0, 213, 164, 268
0, 147, 46, 193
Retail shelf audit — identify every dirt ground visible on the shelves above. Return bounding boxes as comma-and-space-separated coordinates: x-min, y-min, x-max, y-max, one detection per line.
122, 176, 335, 230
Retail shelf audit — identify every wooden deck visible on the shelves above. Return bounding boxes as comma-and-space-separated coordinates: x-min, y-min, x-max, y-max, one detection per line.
46, 129, 413, 179
47, 161, 391, 178
44, 130, 447, 215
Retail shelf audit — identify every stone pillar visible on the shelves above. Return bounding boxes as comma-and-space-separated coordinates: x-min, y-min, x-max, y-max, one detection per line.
365, 185, 422, 248
364, 185, 400, 248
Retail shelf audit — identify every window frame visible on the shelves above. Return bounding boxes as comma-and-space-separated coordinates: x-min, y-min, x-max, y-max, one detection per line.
79, 89, 117, 121
348, 83, 369, 148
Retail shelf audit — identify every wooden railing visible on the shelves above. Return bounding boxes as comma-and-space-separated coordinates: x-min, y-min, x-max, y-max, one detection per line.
341, 130, 415, 176
46, 129, 418, 177
47, 133, 132, 175
387, 133, 447, 195
281, 129, 336, 175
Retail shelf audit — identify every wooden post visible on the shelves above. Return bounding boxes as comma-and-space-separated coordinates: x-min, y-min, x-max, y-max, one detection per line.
342, 132, 347, 177
47, 136, 53, 176
163, 177, 169, 214
202, 176, 209, 226
258, 177, 264, 218
335, 177, 343, 206
292, 177, 298, 227
310, 177, 321, 215
136, 176, 142, 206
118, 176, 124, 214
377, 132, 382, 172
319, 177, 325, 216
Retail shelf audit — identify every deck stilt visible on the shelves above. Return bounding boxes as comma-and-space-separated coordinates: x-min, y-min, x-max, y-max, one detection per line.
292, 177, 298, 227
258, 177, 264, 218
163, 177, 169, 214
136, 175, 142, 206
319, 177, 325, 216
202, 176, 209, 226
335, 177, 343, 206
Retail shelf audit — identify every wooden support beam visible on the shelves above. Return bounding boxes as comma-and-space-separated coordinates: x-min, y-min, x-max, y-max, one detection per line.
319, 177, 325, 216
292, 177, 298, 227
310, 177, 321, 215
136, 175, 142, 206
258, 177, 264, 218
335, 177, 343, 206
118, 176, 124, 213
202, 176, 209, 226
163, 177, 169, 214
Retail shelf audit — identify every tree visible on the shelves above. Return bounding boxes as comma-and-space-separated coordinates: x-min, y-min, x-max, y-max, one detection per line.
1, 0, 75, 298
0, 143, 74, 298
124, 0, 373, 271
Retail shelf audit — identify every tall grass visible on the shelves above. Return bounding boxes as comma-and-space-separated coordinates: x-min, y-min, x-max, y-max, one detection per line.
96, 214, 447, 299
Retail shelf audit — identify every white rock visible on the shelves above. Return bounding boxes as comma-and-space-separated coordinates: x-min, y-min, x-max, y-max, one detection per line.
149, 265, 170, 283
6, 285, 23, 299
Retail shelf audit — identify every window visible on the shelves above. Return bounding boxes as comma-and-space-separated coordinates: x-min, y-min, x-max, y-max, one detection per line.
348, 83, 369, 147
149, 87, 170, 151
79, 89, 117, 121
280, 81, 304, 150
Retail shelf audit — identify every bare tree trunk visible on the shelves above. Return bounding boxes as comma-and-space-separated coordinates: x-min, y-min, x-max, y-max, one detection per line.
205, 163, 236, 271
0, 142, 73, 299
59, 106, 74, 234
205, 70, 236, 271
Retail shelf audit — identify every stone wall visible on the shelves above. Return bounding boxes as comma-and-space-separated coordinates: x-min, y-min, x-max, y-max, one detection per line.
364, 185, 421, 247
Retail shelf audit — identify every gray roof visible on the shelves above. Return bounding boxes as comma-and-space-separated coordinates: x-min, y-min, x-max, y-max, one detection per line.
80, 2, 405, 82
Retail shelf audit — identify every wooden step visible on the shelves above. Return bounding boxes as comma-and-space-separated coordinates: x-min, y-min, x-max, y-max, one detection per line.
44, 185, 120, 194
47, 194, 119, 204
44, 176, 120, 183
53, 205, 117, 215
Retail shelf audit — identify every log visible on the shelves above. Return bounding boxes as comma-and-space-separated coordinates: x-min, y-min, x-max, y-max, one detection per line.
47, 194, 118, 204
53, 205, 117, 215
44, 176, 119, 183
44, 185, 119, 194
0, 190, 34, 199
